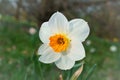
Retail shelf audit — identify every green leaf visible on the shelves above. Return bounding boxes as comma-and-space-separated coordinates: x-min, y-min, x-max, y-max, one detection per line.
73, 61, 85, 68
31, 52, 44, 80
85, 64, 97, 80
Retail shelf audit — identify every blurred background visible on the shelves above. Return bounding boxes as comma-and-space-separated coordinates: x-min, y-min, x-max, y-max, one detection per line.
0, 0, 120, 80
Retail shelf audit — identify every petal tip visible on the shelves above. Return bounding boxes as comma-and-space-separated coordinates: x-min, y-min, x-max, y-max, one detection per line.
56, 11, 62, 14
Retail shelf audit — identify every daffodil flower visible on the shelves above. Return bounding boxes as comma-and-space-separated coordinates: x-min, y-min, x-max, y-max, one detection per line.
38, 12, 90, 70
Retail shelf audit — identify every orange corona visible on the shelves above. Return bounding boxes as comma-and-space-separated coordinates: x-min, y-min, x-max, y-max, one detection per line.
49, 34, 70, 52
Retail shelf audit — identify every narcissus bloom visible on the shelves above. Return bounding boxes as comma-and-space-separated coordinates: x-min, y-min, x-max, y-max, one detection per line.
38, 12, 90, 70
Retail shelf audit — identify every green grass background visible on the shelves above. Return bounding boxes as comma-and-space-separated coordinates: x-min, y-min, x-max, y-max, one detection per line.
0, 16, 120, 80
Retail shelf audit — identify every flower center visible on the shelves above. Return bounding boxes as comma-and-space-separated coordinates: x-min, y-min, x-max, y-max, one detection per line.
49, 34, 70, 52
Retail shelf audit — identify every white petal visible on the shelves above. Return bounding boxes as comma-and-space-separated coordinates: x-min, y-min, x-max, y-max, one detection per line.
37, 44, 49, 55
39, 22, 53, 43
69, 19, 90, 42
39, 46, 61, 63
48, 12, 69, 34
67, 39, 85, 61
55, 55, 75, 70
